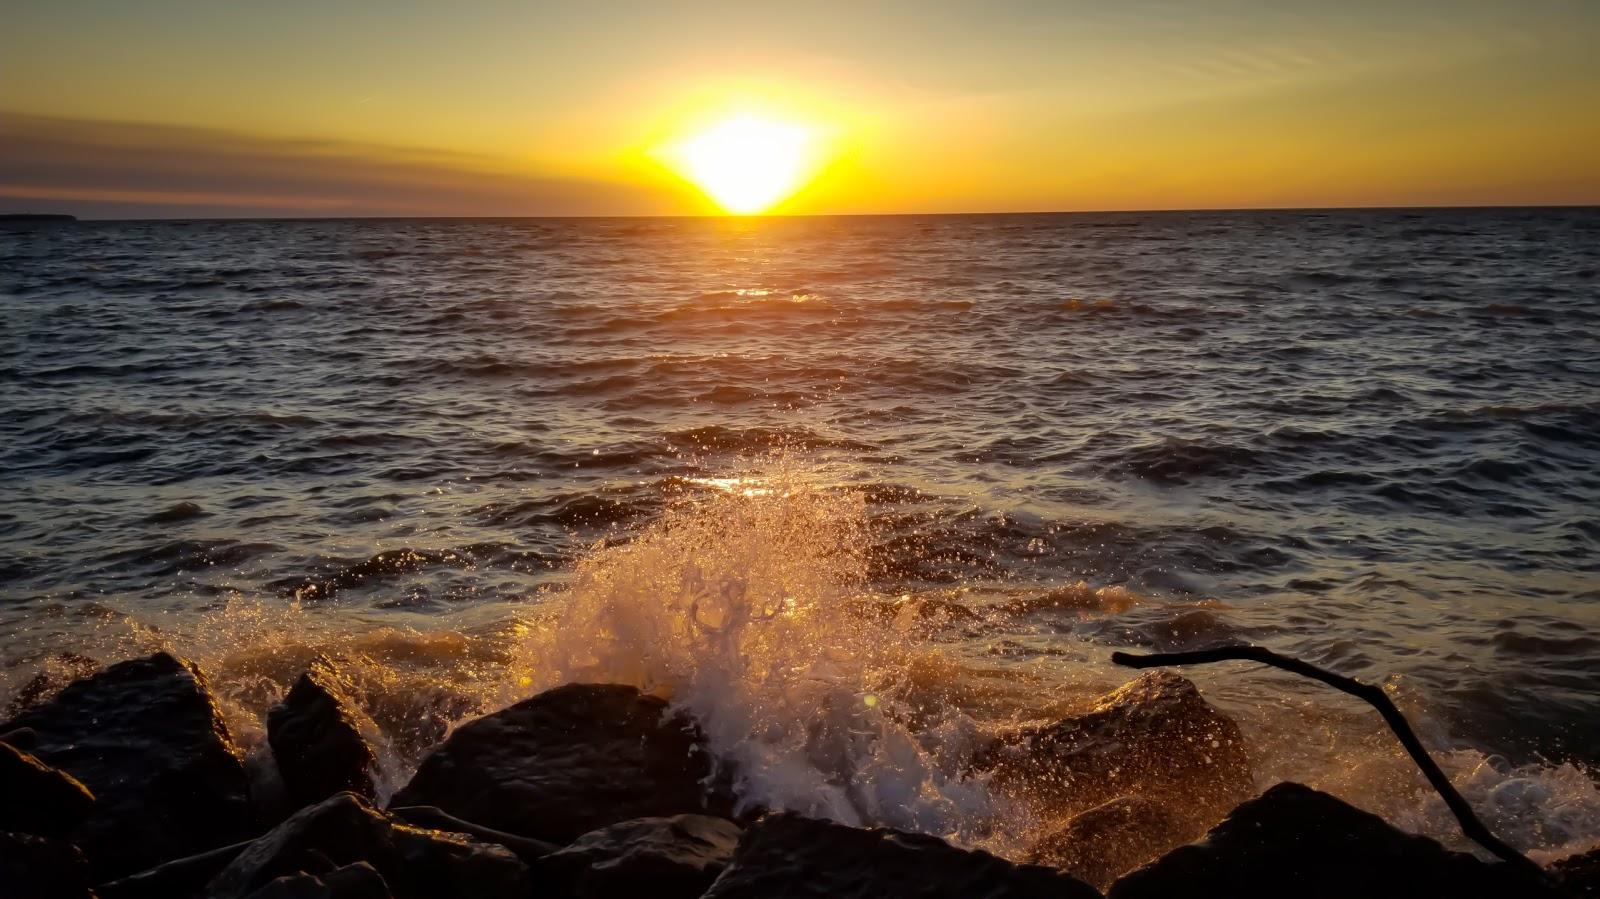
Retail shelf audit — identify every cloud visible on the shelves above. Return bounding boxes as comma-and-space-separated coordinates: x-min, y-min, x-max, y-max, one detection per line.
0, 112, 682, 218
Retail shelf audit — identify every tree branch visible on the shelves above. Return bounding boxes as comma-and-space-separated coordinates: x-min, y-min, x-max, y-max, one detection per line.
1111, 644, 1542, 877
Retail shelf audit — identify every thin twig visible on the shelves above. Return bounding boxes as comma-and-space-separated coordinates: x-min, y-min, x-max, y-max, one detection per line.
1111, 644, 1543, 878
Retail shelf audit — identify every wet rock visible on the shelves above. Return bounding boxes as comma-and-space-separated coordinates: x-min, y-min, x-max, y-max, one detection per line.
268, 663, 379, 806
701, 811, 1101, 899
975, 671, 1252, 827
0, 831, 95, 899
0, 739, 96, 839
541, 814, 743, 898
1106, 781, 1563, 899
206, 792, 529, 899
5, 652, 100, 716
243, 862, 392, 899
1551, 846, 1600, 898
96, 839, 254, 899
390, 683, 732, 845
0, 652, 254, 878
1026, 794, 1197, 892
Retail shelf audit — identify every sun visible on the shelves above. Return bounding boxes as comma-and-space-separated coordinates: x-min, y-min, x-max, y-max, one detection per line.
666, 113, 817, 215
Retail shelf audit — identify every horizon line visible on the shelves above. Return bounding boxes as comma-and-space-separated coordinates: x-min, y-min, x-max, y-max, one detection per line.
12, 201, 1600, 223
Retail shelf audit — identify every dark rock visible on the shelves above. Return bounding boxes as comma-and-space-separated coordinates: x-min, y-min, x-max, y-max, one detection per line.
701, 812, 1100, 898
0, 831, 95, 899
268, 663, 379, 806
390, 683, 732, 845
242, 862, 393, 899
96, 839, 254, 899
1551, 846, 1600, 898
388, 805, 558, 863
541, 814, 742, 898
0, 652, 254, 878
975, 671, 1252, 827
1107, 781, 1563, 898
0, 739, 96, 839
206, 792, 530, 899
1026, 794, 1197, 891
5, 652, 100, 716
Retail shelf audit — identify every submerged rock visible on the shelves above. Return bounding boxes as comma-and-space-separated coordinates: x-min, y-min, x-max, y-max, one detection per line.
976, 671, 1252, 827
701, 812, 1100, 898
268, 663, 379, 807
1025, 794, 1195, 891
0, 739, 96, 839
206, 792, 529, 899
242, 861, 392, 898
541, 814, 743, 898
390, 683, 732, 845
0, 831, 95, 899
0, 652, 254, 878
1106, 781, 1562, 898
1551, 846, 1600, 898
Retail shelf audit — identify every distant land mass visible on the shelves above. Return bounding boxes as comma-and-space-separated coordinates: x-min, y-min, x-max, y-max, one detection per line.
0, 213, 78, 221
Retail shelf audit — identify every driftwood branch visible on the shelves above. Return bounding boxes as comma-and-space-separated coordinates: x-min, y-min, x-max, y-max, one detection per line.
1111, 644, 1542, 877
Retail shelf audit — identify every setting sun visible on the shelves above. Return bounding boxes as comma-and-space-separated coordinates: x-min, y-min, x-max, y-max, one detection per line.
666, 113, 817, 215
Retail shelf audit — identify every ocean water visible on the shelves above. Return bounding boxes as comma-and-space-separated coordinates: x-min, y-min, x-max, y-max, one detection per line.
3, 209, 1599, 860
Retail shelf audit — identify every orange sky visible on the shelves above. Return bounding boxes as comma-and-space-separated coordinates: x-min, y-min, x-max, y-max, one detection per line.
4, 1, 1598, 217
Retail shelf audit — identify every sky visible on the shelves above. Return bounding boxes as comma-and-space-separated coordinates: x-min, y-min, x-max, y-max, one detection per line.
3, 0, 1599, 218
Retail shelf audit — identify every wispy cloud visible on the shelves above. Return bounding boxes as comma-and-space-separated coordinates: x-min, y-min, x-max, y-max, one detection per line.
0, 113, 681, 218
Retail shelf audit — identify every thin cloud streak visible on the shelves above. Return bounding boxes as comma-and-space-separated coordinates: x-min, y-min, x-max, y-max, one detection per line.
0, 113, 683, 218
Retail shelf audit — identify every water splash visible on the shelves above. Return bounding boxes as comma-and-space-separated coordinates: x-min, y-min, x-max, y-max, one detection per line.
516, 461, 1017, 846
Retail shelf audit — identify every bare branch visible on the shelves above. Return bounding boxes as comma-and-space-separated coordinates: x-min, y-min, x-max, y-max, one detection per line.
1111, 644, 1543, 878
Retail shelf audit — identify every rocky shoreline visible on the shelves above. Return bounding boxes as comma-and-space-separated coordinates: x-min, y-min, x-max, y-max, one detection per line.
2, 651, 1594, 898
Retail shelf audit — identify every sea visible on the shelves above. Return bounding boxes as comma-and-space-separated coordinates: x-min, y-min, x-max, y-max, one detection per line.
3, 209, 1599, 860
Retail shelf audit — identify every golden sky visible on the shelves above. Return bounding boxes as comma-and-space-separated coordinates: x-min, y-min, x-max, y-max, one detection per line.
4, 1, 1598, 217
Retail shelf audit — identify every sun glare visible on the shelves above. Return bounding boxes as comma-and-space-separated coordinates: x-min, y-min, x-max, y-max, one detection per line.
668, 113, 816, 215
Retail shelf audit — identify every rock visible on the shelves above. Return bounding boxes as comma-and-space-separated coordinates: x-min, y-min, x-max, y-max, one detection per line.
540, 814, 743, 898
206, 792, 530, 899
243, 862, 393, 898
268, 663, 379, 807
1026, 795, 1197, 891
96, 840, 255, 899
0, 739, 96, 839
390, 683, 732, 845
1106, 781, 1563, 898
1551, 846, 1600, 898
388, 805, 558, 863
0, 831, 95, 899
975, 671, 1252, 827
701, 811, 1100, 899
0, 652, 254, 878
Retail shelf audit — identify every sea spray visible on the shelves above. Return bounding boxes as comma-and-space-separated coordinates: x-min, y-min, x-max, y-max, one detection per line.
515, 464, 1020, 846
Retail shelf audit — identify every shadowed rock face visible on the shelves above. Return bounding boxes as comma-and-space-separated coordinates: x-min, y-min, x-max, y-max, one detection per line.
540, 814, 743, 899
268, 663, 379, 806
240, 861, 392, 899
390, 683, 733, 845
0, 831, 95, 899
207, 792, 529, 899
976, 671, 1253, 828
701, 812, 1101, 899
0, 652, 254, 878
0, 740, 96, 840
1026, 794, 1194, 892
1107, 782, 1563, 899
1552, 847, 1600, 898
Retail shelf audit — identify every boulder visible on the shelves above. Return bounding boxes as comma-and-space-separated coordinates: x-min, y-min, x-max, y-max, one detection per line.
1106, 781, 1563, 899
0, 739, 96, 838
390, 683, 732, 845
1551, 846, 1600, 898
540, 814, 743, 898
206, 792, 528, 899
0, 652, 254, 878
701, 812, 1100, 898
268, 663, 379, 806
0, 830, 95, 899
1025, 794, 1197, 891
975, 671, 1252, 827
242, 862, 393, 899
